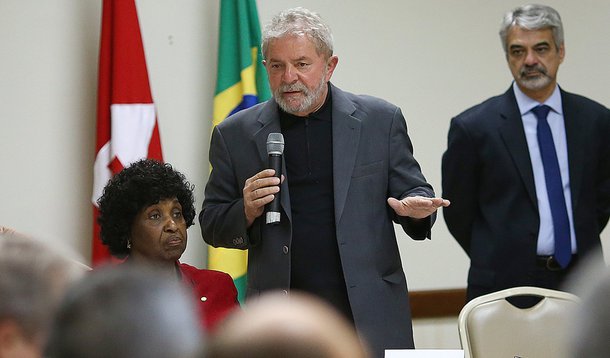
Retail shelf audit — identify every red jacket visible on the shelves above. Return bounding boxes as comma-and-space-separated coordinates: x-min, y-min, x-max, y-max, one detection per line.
178, 262, 239, 331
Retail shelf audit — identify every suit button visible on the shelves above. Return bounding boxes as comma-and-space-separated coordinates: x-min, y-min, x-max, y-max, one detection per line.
282, 245, 289, 254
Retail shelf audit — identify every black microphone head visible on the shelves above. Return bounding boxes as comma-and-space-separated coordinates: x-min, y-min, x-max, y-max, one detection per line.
266, 133, 284, 155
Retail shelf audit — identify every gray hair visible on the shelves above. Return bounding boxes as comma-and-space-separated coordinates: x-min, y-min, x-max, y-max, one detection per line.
499, 4, 564, 54
0, 235, 85, 342
262, 7, 333, 60
46, 266, 203, 358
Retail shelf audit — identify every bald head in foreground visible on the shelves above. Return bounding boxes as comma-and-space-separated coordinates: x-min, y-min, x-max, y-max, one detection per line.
206, 292, 370, 358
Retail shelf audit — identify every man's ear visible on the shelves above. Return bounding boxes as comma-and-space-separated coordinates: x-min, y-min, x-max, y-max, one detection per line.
558, 43, 565, 63
325, 55, 339, 82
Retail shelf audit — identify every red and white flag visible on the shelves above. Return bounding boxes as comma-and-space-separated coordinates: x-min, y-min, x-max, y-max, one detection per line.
91, 0, 163, 265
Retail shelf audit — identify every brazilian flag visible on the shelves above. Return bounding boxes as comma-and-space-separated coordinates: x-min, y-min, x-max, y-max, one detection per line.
208, 0, 270, 303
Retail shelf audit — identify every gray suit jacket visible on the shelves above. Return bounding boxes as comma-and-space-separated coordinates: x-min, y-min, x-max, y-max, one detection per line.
200, 84, 435, 356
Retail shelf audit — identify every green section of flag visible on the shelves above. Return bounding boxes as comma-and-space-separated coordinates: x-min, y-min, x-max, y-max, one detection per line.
233, 274, 248, 304
209, 0, 271, 304
215, 0, 270, 101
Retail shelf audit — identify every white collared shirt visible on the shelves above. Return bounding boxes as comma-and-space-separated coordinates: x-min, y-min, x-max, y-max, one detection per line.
513, 82, 577, 255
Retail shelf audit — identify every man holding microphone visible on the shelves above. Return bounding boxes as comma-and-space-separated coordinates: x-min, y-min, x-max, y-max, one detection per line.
200, 7, 448, 356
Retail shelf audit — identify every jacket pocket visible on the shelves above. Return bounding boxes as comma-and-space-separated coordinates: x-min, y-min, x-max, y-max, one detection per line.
352, 160, 384, 178
382, 268, 405, 284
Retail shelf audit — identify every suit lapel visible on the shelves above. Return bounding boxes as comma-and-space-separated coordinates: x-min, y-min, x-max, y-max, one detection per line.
498, 88, 538, 208
330, 85, 361, 223
253, 101, 281, 164
252, 100, 292, 221
561, 90, 584, 209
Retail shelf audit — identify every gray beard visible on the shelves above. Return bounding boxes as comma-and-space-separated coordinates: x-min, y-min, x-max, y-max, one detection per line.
274, 76, 327, 115
519, 74, 553, 91
518, 65, 552, 92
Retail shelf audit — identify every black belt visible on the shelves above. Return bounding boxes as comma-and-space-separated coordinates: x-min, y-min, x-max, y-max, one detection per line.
536, 255, 578, 271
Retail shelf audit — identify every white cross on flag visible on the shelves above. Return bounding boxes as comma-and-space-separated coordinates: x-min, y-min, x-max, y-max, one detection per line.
91, 0, 163, 265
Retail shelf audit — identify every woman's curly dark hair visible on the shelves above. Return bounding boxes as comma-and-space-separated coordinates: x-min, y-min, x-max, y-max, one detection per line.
96, 159, 196, 258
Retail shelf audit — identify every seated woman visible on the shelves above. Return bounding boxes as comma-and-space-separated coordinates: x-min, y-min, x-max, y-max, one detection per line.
97, 159, 238, 331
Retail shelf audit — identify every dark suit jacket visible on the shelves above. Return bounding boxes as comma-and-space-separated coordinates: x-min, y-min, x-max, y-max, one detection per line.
442, 86, 610, 300
200, 84, 435, 356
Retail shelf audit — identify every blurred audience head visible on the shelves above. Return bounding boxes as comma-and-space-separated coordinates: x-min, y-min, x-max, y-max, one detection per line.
205, 291, 369, 358
0, 229, 86, 358
0, 226, 26, 240
567, 255, 610, 358
45, 266, 203, 358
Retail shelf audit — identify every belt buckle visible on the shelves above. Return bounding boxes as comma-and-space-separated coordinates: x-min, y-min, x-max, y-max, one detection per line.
545, 256, 562, 271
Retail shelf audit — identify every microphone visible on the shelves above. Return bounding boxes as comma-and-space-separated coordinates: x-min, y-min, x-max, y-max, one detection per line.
265, 133, 284, 224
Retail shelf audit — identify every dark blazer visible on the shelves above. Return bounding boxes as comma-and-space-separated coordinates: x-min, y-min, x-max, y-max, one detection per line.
442, 86, 610, 300
200, 84, 435, 356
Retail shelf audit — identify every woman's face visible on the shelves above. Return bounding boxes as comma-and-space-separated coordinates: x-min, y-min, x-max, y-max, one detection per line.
129, 198, 187, 263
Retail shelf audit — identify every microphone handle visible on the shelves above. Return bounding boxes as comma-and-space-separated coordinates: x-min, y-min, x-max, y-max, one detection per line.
266, 153, 282, 224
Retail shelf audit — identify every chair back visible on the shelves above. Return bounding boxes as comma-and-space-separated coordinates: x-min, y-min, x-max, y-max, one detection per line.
458, 286, 579, 358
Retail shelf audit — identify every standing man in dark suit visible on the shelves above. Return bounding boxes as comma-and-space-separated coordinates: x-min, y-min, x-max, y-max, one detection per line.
442, 4, 610, 301
200, 7, 448, 357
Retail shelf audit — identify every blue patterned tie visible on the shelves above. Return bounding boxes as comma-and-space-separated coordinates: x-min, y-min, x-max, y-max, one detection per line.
532, 105, 571, 268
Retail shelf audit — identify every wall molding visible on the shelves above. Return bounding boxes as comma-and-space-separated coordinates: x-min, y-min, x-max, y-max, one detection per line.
409, 288, 467, 318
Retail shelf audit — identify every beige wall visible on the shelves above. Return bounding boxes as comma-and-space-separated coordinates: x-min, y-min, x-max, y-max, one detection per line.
1, 0, 609, 348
